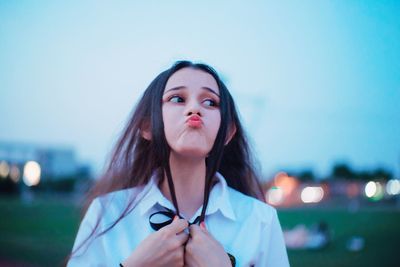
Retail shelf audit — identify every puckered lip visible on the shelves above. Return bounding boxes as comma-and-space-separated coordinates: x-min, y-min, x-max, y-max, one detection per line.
186, 114, 202, 123
186, 115, 203, 128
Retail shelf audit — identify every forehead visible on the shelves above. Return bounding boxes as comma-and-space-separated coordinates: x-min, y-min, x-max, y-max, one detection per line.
165, 67, 219, 94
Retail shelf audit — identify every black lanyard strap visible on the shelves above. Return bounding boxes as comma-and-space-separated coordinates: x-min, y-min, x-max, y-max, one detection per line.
149, 209, 175, 231
148, 208, 236, 266
149, 207, 201, 231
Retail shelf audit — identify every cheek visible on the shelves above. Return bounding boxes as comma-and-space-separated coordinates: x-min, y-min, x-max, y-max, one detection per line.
162, 110, 174, 137
209, 114, 221, 138
162, 106, 183, 143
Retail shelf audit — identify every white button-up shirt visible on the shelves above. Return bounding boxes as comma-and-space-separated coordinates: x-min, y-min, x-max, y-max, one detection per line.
68, 173, 290, 267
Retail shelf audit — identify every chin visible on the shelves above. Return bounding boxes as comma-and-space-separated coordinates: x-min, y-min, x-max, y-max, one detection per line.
171, 147, 210, 159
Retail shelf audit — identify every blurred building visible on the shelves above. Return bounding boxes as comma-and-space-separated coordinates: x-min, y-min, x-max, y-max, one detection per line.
0, 141, 81, 180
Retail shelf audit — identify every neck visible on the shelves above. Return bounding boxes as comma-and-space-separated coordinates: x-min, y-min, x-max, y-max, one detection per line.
160, 152, 206, 219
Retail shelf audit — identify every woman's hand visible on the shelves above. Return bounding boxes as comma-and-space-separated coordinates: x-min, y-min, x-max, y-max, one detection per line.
185, 222, 231, 267
122, 216, 189, 267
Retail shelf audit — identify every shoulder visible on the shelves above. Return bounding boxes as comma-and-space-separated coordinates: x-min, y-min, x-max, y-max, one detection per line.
98, 186, 142, 205
88, 185, 145, 221
227, 186, 277, 225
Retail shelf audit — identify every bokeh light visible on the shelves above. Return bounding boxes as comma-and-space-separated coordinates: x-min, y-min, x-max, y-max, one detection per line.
23, 161, 41, 186
364, 181, 384, 201
386, 179, 400, 195
0, 161, 10, 178
10, 165, 21, 183
266, 186, 284, 206
301, 186, 324, 203
274, 172, 299, 197
365, 181, 376, 197
346, 182, 360, 198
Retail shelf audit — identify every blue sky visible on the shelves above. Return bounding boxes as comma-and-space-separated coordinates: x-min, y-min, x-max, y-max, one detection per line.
1, 1, 399, 178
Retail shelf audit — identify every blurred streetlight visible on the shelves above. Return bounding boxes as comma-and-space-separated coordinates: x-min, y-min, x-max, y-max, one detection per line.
386, 179, 400, 195
266, 186, 284, 205
10, 165, 20, 183
274, 172, 298, 196
364, 181, 384, 201
266, 172, 299, 206
23, 161, 41, 186
301, 186, 324, 203
0, 161, 10, 178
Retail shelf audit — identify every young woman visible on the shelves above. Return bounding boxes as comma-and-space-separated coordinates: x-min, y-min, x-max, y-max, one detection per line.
68, 61, 289, 266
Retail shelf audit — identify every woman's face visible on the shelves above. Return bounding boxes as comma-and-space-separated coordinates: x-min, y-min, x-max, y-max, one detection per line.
162, 67, 221, 159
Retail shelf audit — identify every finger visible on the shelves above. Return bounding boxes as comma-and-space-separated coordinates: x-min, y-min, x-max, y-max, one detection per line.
189, 224, 203, 237
163, 217, 188, 235
200, 222, 208, 233
175, 230, 189, 245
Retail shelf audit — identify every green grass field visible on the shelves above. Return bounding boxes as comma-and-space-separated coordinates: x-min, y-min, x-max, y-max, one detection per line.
0, 196, 81, 266
0, 196, 399, 267
279, 208, 400, 267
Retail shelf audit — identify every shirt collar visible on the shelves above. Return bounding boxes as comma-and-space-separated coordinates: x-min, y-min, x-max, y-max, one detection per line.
137, 172, 236, 221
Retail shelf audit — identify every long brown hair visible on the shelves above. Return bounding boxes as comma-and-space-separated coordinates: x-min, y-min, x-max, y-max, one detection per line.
70, 60, 264, 259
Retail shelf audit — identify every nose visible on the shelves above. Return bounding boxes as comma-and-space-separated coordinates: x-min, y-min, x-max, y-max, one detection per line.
186, 99, 202, 117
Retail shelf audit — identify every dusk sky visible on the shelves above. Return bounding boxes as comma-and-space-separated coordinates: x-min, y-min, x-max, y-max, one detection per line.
1, 1, 399, 178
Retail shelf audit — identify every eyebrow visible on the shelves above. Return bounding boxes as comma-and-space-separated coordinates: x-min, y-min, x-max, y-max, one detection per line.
164, 86, 220, 97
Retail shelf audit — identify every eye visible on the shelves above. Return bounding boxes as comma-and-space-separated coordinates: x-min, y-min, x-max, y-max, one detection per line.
169, 95, 184, 103
203, 99, 218, 107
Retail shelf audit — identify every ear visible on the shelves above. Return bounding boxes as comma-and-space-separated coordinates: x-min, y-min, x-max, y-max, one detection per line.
141, 120, 152, 141
224, 123, 236, 145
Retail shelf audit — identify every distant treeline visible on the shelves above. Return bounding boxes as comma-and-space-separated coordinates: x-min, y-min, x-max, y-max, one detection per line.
287, 163, 393, 182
